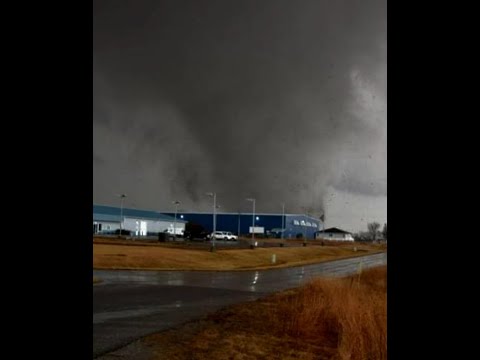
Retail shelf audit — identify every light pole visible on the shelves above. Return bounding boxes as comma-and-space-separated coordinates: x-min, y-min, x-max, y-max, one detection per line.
281, 203, 285, 240
237, 210, 241, 237
302, 206, 308, 246
246, 198, 256, 248
172, 200, 180, 240
206, 192, 216, 252
118, 194, 127, 236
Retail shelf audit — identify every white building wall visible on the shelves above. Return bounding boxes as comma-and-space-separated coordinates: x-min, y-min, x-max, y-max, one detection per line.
93, 221, 120, 233
123, 217, 185, 235
93, 218, 186, 236
315, 232, 354, 241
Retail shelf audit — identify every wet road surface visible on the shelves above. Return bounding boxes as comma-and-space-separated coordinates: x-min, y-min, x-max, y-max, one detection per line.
93, 252, 386, 358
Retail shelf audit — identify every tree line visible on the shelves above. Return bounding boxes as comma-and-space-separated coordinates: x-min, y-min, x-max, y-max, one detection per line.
353, 222, 387, 242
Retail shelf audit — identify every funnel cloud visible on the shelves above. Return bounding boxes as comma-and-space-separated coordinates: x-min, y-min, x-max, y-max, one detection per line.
93, 0, 387, 230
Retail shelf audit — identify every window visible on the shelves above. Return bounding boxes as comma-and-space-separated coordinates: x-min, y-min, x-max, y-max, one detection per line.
306, 222, 312, 227
312, 223, 318, 228
293, 220, 300, 225
300, 220, 306, 226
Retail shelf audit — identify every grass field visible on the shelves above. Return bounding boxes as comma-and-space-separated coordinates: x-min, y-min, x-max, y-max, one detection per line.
142, 265, 387, 360
93, 241, 385, 271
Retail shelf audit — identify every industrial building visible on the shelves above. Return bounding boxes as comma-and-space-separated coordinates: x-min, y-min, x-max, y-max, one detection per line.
315, 227, 354, 241
93, 205, 187, 236
162, 211, 323, 239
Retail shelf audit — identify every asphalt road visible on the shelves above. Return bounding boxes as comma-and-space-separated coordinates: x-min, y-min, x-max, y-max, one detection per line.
93, 252, 386, 358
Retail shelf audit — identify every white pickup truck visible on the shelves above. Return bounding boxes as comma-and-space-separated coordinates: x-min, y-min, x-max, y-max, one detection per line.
208, 231, 238, 241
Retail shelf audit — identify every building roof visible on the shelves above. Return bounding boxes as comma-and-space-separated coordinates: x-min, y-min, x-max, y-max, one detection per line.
93, 213, 121, 222
93, 205, 186, 223
316, 227, 352, 234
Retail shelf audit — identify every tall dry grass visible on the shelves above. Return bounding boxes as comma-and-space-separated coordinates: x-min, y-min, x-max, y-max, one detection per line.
269, 266, 387, 360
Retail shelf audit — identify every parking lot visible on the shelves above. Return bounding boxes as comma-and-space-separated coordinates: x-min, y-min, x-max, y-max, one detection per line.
93, 234, 314, 251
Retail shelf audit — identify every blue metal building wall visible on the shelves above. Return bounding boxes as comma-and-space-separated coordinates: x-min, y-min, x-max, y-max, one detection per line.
284, 214, 321, 239
163, 212, 283, 235
163, 213, 215, 232
163, 212, 323, 239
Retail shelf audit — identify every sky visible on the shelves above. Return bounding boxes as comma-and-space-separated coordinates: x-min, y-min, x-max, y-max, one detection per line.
93, 0, 387, 233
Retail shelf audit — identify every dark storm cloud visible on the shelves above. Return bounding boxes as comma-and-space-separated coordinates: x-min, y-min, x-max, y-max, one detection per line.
93, 153, 104, 165
334, 175, 387, 197
93, 0, 387, 214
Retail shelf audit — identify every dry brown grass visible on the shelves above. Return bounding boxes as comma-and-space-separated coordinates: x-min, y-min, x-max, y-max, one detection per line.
93, 243, 384, 271
142, 266, 387, 360
274, 266, 387, 360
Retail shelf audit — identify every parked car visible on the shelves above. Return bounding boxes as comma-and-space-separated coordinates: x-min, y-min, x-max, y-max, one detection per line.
184, 230, 210, 241
208, 231, 238, 241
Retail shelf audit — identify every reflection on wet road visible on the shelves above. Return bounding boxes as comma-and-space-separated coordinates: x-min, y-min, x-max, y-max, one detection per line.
93, 252, 386, 358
